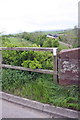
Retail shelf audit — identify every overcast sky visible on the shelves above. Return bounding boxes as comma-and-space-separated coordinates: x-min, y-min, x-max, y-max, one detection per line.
0, 0, 79, 34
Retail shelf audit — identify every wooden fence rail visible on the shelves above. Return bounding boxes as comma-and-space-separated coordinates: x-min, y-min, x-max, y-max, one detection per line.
0, 47, 56, 52
1, 64, 55, 74
0, 47, 58, 83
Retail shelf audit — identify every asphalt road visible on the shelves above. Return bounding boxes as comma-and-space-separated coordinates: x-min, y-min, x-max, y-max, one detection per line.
1, 99, 52, 118
0, 99, 65, 118
0, 99, 2, 119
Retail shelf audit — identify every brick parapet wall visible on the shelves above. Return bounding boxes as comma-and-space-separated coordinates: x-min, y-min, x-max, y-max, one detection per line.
58, 48, 80, 85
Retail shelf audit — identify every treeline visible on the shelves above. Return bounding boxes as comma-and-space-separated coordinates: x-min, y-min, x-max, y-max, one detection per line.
2, 32, 59, 48
2, 26, 79, 48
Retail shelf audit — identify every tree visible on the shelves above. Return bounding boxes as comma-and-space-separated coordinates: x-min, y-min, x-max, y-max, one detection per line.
35, 35, 46, 47
43, 38, 59, 47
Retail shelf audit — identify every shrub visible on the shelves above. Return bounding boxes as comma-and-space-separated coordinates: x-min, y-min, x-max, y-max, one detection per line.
43, 38, 59, 47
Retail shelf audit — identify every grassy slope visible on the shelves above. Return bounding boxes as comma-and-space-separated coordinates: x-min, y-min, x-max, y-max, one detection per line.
8, 37, 33, 47
58, 43, 70, 51
59, 29, 78, 47
2, 69, 80, 111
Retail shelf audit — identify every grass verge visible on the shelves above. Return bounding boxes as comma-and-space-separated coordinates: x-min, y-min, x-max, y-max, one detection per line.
2, 68, 80, 111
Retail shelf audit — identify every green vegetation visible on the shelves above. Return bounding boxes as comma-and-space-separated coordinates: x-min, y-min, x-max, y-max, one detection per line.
2, 68, 80, 111
2, 31, 69, 70
2, 35, 33, 47
59, 28, 78, 48
1, 28, 80, 111
2, 50, 53, 69
58, 43, 70, 51
2, 27, 78, 48
43, 38, 59, 47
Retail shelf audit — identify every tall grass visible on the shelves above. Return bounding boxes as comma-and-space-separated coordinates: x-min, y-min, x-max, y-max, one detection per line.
2, 68, 80, 111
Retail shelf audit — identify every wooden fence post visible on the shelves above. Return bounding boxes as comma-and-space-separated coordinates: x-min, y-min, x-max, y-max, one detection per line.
53, 48, 58, 84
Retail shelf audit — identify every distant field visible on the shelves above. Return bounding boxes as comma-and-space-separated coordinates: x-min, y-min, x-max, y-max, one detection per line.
42, 30, 65, 35
8, 37, 33, 47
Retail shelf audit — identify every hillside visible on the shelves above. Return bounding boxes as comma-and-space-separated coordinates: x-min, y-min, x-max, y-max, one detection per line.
58, 28, 78, 48
2, 35, 33, 47
1, 27, 78, 49
41, 28, 78, 48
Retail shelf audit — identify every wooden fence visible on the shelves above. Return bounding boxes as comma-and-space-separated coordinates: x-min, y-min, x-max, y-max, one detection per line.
0, 47, 58, 83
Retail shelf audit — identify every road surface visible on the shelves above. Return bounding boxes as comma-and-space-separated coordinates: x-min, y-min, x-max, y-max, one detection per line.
1, 99, 51, 118
0, 99, 65, 118
0, 99, 2, 119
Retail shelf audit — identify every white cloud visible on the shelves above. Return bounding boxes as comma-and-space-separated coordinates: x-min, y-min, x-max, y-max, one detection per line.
0, 0, 79, 34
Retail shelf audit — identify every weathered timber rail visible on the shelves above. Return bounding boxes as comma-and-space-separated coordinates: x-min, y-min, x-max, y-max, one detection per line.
0, 47, 56, 52
0, 47, 58, 83
1, 64, 55, 74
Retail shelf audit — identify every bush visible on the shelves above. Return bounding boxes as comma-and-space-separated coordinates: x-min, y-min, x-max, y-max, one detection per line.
43, 38, 59, 47
3, 50, 53, 70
